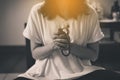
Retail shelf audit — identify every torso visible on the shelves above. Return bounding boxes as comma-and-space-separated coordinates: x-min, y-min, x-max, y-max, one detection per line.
19, 2, 105, 80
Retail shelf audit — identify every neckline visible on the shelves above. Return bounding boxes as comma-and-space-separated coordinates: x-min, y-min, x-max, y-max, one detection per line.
55, 15, 78, 22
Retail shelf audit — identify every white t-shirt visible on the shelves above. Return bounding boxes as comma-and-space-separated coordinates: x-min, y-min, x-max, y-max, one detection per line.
19, 1, 105, 80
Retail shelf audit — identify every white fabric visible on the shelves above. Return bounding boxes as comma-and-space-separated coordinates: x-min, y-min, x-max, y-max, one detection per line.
19, 1, 105, 80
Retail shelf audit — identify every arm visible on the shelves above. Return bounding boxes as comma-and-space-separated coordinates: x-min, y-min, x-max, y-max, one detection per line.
30, 41, 56, 60
30, 33, 69, 60
70, 42, 99, 61
30, 26, 70, 60
70, 10, 103, 61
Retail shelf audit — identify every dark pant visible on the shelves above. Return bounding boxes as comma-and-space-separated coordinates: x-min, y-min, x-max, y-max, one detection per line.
14, 77, 31, 80
14, 70, 120, 80
74, 70, 120, 80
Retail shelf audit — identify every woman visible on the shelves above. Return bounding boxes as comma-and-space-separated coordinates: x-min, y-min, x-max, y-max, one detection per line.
15, 0, 120, 80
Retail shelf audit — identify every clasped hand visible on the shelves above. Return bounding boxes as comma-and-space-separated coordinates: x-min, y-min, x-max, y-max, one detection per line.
52, 28, 70, 50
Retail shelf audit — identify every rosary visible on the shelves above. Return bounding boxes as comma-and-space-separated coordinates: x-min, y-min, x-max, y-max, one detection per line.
57, 25, 70, 56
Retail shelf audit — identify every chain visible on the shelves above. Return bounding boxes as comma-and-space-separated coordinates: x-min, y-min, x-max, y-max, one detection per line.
58, 25, 70, 56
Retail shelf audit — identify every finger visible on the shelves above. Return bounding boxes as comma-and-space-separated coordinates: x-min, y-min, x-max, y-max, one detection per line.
52, 33, 67, 39
58, 28, 66, 35
53, 44, 61, 50
55, 34, 69, 40
54, 31, 65, 36
52, 33, 60, 39
59, 34, 67, 39
55, 42, 69, 49
59, 33, 70, 41
54, 39, 69, 44
52, 35, 59, 39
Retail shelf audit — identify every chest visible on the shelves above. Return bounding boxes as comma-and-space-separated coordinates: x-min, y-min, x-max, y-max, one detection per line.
41, 16, 92, 45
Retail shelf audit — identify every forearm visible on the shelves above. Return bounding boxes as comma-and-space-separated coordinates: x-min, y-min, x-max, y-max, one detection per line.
32, 43, 55, 60
70, 43, 98, 61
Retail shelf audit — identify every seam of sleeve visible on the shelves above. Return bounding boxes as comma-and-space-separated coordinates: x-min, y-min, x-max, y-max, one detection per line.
88, 32, 104, 43
23, 30, 31, 40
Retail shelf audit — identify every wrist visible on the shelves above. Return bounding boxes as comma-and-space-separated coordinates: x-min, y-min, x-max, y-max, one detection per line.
50, 42, 59, 51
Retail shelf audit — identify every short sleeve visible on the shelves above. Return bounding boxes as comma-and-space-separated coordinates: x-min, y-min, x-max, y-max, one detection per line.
88, 11, 104, 43
23, 4, 43, 44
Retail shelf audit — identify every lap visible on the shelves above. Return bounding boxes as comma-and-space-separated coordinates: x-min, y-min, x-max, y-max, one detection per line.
14, 77, 31, 80
75, 70, 120, 80
14, 70, 120, 80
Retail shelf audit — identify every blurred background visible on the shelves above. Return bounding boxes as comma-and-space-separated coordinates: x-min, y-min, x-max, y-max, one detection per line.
0, 0, 120, 79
